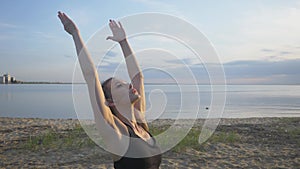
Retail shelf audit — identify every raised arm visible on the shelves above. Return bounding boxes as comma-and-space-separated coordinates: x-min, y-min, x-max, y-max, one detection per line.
57, 12, 128, 144
57, 12, 97, 83
107, 20, 146, 113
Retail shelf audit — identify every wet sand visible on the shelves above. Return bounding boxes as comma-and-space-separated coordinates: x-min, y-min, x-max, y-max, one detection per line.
0, 117, 299, 168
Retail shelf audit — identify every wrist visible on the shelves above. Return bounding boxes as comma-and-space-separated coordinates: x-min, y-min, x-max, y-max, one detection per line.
71, 30, 80, 37
119, 38, 128, 45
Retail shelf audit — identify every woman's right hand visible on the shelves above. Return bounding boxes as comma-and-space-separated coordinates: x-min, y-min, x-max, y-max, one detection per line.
58, 11, 79, 35
106, 20, 126, 42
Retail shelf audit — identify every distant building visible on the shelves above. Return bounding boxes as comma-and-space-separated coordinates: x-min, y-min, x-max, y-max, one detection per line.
0, 76, 4, 84
4, 74, 11, 83
11, 77, 15, 83
0, 73, 16, 84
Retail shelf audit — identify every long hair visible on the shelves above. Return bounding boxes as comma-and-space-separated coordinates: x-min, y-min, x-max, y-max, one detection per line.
101, 77, 149, 131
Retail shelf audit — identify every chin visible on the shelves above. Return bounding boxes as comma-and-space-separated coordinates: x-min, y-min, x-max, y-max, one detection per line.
130, 94, 141, 104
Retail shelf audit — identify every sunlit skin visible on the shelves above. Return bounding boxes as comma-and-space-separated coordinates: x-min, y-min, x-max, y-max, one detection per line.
108, 79, 140, 105
105, 78, 141, 122
104, 78, 154, 145
58, 11, 155, 161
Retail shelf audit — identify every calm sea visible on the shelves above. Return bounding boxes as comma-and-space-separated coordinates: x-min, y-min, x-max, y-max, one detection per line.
0, 84, 299, 119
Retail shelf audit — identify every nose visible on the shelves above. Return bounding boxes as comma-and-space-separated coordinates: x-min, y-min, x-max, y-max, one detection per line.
129, 83, 133, 89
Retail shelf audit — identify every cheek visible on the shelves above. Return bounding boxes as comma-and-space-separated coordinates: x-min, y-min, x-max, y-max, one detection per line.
111, 88, 129, 101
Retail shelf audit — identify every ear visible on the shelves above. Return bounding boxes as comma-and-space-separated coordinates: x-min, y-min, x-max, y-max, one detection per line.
105, 99, 115, 107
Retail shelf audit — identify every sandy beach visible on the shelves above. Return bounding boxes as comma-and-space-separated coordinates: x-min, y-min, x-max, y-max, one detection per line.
0, 117, 299, 169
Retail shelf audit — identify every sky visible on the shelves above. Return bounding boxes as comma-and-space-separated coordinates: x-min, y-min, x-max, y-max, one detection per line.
0, 0, 300, 84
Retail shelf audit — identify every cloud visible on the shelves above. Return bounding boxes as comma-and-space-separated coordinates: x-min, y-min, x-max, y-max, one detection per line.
76, 57, 300, 84
145, 59, 300, 84
218, 3, 300, 62
164, 57, 196, 65
261, 49, 274, 52
224, 59, 300, 84
241, 5, 300, 42
259, 47, 298, 60
34, 31, 57, 39
279, 51, 293, 56
0, 22, 18, 29
0, 22, 21, 41
64, 54, 75, 59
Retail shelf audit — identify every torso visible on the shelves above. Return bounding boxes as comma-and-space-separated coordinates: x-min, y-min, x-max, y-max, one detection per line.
131, 123, 154, 145
113, 122, 162, 169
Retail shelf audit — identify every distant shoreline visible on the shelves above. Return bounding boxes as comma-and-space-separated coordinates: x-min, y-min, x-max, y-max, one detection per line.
1, 82, 300, 85
0, 82, 85, 85
21, 82, 85, 84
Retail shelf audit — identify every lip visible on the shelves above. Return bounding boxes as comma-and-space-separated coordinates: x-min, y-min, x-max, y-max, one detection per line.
131, 88, 137, 94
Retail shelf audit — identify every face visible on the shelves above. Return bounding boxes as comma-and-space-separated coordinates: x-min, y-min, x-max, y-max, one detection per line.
106, 78, 140, 106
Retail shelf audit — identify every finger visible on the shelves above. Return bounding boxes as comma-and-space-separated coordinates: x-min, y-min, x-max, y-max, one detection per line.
58, 14, 63, 21
109, 19, 117, 27
57, 11, 63, 21
63, 13, 71, 20
58, 15, 67, 25
58, 12, 68, 24
109, 19, 115, 26
109, 22, 114, 30
112, 20, 118, 27
118, 21, 123, 29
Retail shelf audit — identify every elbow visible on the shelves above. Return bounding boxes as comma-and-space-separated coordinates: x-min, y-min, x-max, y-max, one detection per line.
136, 72, 144, 79
131, 72, 144, 83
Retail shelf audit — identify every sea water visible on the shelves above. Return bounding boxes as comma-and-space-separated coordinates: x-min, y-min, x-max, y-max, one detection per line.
0, 84, 299, 119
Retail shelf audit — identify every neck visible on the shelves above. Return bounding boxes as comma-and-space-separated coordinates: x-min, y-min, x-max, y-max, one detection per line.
111, 104, 136, 126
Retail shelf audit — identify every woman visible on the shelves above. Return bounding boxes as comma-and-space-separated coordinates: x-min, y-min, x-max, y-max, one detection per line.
58, 11, 162, 169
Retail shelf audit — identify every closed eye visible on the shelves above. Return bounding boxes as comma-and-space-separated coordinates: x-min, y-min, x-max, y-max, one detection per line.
115, 83, 123, 88
115, 81, 127, 88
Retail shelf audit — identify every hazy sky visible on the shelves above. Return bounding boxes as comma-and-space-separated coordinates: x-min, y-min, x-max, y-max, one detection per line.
1, 0, 300, 84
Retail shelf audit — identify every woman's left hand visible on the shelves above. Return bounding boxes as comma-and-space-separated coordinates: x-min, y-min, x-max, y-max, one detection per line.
106, 20, 126, 42
57, 11, 78, 35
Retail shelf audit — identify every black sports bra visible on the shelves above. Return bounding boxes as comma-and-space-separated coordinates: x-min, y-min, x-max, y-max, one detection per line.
113, 123, 162, 169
